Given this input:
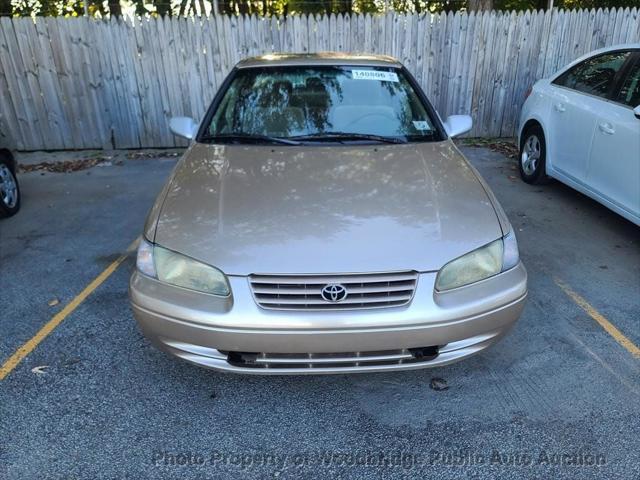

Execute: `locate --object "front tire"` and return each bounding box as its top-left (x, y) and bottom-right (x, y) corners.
top-left (0, 153), bottom-right (20, 218)
top-left (519, 125), bottom-right (550, 185)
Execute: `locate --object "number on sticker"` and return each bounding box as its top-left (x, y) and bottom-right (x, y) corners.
top-left (351, 70), bottom-right (399, 82)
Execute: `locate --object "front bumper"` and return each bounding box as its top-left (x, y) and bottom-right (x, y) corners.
top-left (129, 263), bottom-right (527, 374)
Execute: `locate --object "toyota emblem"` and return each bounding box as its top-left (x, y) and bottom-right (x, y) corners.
top-left (320, 284), bottom-right (348, 302)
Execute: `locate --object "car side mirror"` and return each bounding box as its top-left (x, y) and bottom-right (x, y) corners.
top-left (443, 115), bottom-right (473, 138)
top-left (634, 105), bottom-right (640, 120)
top-left (169, 117), bottom-right (198, 140)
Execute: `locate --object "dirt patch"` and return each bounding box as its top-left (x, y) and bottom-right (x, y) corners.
top-left (18, 150), bottom-right (182, 173)
top-left (19, 155), bottom-right (120, 173)
top-left (458, 138), bottom-right (519, 159)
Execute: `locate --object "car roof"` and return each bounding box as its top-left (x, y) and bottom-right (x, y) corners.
top-left (236, 52), bottom-right (402, 69)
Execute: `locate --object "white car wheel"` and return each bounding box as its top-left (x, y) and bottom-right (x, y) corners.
top-left (519, 125), bottom-right (550, 185)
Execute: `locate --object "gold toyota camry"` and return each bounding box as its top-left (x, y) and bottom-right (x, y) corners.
top-left (129, 53), bottom-right (527, 374)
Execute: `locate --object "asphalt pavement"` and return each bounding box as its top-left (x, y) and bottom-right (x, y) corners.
top-left (0, 146), bottom-right (638, 479)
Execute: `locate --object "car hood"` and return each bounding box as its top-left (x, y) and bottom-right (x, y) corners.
top-left (153, 141), bottom-right (503, 275)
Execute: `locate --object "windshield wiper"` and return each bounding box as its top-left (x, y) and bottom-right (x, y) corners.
top-left (200, 133), bottom-right (300, 146)
top-left (290, 132), bottom-right (407, 144)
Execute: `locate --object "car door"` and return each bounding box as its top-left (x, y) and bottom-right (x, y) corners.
top-left (588, 52), bottom-right (640, 220)
top-left (548, 50), bottom-right (633, 183)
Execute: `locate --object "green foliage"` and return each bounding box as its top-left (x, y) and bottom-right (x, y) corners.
top-left (10, 0), bottom-right (89, 16)
top-left (559, 0), bottom-right (639, 7)
top-left (1, 0), bottom-right (637, 17)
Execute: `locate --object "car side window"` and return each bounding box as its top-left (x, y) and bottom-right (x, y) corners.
top-left (553, 51), bottom-right (630, 99)
top-left (616, 58), bottom-right (640, 107)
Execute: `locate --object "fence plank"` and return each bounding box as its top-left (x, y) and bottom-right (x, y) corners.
top-left (0, 19), bottom-right (26, 149)
top-left (0, 9), bottom-right (638, 150)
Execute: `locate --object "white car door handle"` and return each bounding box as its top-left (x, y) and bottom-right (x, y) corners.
top-left (554, 103), bottom-right (566, 113)
top-left (598, 122), bottom-right (615, 135)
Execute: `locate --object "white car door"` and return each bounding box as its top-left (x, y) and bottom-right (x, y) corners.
top-left (547, 50), bottom-right (633, 183)
top-left (588, 54), bottom-right (640, 222)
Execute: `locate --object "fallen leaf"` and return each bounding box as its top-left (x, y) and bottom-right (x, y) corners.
top-left (63, 357), bottom-right (81, 366)
top-left (48, 298), bottom-right (60, 307)
top-left (31, 365), bottom-right (49, 375)
top-left (430, 377), bottom-right (449, 391)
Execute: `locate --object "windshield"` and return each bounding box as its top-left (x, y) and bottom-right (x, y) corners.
top-left (202, 66), bottom-right (441, 144)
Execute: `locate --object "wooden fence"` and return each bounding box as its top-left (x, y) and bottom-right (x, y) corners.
top-left (0, 8), bottom-right (639, 150)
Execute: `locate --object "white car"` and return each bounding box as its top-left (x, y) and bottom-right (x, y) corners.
top-left (518, 44), bottom-right (640, 225)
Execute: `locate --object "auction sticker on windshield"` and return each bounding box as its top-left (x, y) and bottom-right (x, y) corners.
top-left (351, 70), bottom-right (399, 82)
top-left (413, 120), bottom-right (431, 131)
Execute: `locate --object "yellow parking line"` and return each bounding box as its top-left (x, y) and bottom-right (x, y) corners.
top-left (0, 239), bottom-right (139, 381)
top-left (555, 277), bottom-right (640, 359)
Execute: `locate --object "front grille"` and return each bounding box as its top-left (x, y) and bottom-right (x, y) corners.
top-left (224, 346), bottom-right (439, 370)
top-left (249, 271), bottom-right (418, 310)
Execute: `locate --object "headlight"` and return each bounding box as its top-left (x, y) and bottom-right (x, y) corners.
top-left (501, 231), bottom-right (520, 271)
top-left (135, 238), bottom-right (230, 296)
top-left (136, 238), bottom-right (156, 277)
top-left (435, 231), bottom-right (520, 291)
